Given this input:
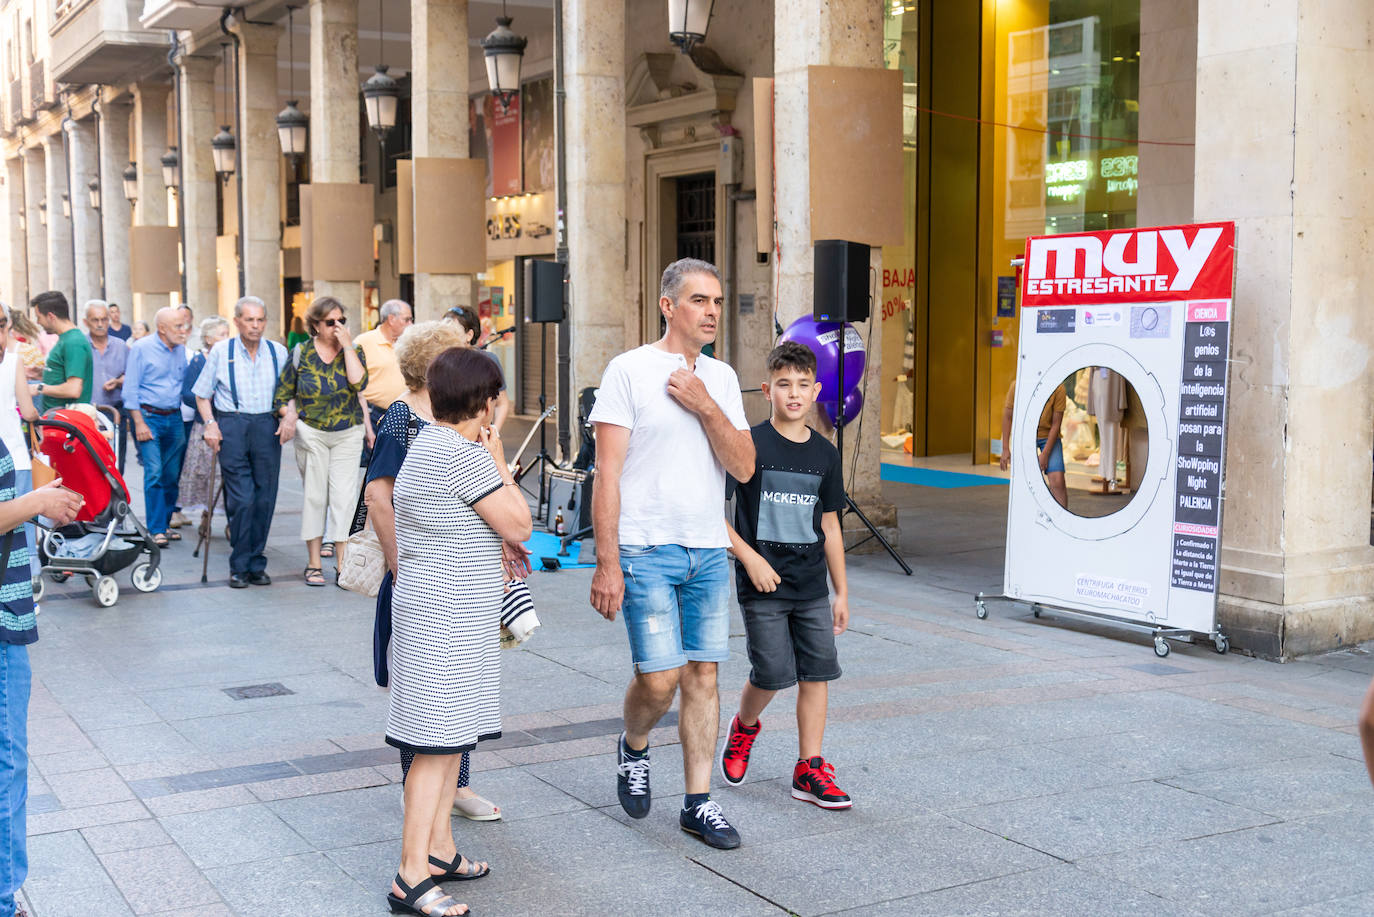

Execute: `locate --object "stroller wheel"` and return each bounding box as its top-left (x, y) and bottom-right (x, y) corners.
top-left (93, 575), bottom-right (119, 608)
top-left (130, 562), bottom-right (162, 594)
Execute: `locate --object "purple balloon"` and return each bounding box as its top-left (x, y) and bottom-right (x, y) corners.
top-left (778, 316), bottom-right (866, 399)
top-left (822, 387), bottom-right (864, 428)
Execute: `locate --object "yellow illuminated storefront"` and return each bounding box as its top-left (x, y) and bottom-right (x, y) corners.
top-left (878, 0), bottom-right (1140, 467)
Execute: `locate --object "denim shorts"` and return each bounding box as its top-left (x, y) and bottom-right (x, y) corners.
top-left (741, 596), bottom-right (841, 690)
top-left (619, 545), bottom-right (731, 674)
top-left (1035, 437), bottom-right (1066, 474)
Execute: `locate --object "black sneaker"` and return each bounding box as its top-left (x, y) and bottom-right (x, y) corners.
top-left (228, 573), bottom-right (250, 589)
top-left (616, 732), bottom-right (651, 818)
top-left (679, 798), bottom-right (741, 849)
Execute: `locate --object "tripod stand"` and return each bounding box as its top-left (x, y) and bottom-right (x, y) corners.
top-left (831, 323), bottom-right (912, 576)
top-left (515, 319), bottom-right (558, 519)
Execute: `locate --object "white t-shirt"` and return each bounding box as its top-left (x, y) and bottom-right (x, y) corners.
top-left (588, 345), bottom-right (749, 548)
top-left (0, 347), bottom-right (29, 471)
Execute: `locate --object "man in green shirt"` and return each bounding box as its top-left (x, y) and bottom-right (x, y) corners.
top-left (31, 292), bottom-right (94, 412)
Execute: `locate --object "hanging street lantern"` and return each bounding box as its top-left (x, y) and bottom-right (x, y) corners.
top-left (161, 146), bottom-right (181, 189)
top-left (276, 100), bottom-right (309, 166)
top-left (481, 8), bottom-right (527, 112)
top-left (122, 161), bottom-right (139, 203)
top-left (37, 199), bottom-right (47, 226)
top-left (361, 66), bottom-right (399, 142)
top-left (668, 0), bottom-right (714, 53)
top-left (212, 126), bottom-right (237, 181)
top-left (60, 192), bottom-right (70, 219)
top-left (87, 177), bottom-right (100, 211)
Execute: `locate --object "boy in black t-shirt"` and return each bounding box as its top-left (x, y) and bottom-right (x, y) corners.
top-left (720, 341), bottom-right (852, 809)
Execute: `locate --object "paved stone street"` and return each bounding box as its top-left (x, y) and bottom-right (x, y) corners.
top-left (17, 454), bottom-right (1374, 916)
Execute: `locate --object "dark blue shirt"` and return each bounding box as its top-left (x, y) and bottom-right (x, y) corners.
top-left (0, 438), bottom-right (35, 645)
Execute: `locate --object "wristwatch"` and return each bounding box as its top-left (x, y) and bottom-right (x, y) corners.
top-left (34, 383), bottom-right (43, 394)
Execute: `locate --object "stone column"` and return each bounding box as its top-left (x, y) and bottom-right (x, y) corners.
top-left (178, 55), bottom-right (220, 317)
top-left (1137, 0), bottom-right (1196, 227)
top-left (563, 0), bottom-right (626, 411)
top-left (23, 146), bottom-right (46, 303)
top-left (410, 0), bottom-right (470, 320)
top-left (41, 134), bottom-right (75, 309)
top-left (1196, 0), bottom-right (1374, 657)
top-left (133, 82), bottom-right (171, 319)
top-left (772, 0), bottom-right (895, 547)
top-left (69, 119), bottom-right (103, 308)
top-left (308, 0), bottom-right (361, 326)
top-left (98, 99), bottom-right (134, 318)
top-left (231, 19), bottom-right (285, 340)
top-left (5, 157), bottom-right (24, 307)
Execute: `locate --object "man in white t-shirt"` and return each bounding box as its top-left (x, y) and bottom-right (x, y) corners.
top-left (588, 258), bottom-right (755, 849)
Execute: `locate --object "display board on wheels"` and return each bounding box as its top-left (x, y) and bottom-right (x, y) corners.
top-left (996, 221), bottom-right (1236, 653)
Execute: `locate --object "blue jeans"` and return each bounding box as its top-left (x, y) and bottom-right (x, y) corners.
top-left (216, 413), bottom-right (281, 576)
top-left (134, 411), bottom-right (188, 535)
top-left (0, 643), bottom-right (31, 917)
top-left (619, 545), bottom-right (731, 674)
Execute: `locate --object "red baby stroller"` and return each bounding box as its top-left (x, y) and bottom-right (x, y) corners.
top-left (30, 407), bottom-right (162, 607)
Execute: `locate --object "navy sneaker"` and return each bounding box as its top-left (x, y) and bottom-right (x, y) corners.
top-left (616, 733), bottom-right (651, 818)
top-left (680, 797), bottom-right (741, 849)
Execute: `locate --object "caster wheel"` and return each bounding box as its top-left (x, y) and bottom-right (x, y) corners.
top-left (976, 603), bottom-right (988, 620)
top-left (1213, 635), bottom-right (1229, 655)
top-left (1032, 605), bottom-right (1042, 618)
top-left (130, 562), bottom-right (162, 594)
top-left (94, 575), bottom-right (119, 608)
top-left (31, 577), bottom-right (43, 602)
top-left (1154, 637), bottom-right (1170, 658)
top-left (49, 572), bottom-right (70, 583)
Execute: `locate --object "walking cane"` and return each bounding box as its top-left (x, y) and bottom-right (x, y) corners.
top-left (194, 464), bottom-right (220, 583)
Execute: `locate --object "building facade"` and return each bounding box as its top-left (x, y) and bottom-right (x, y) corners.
top-left (0, 0), bottom-right (1370, 658)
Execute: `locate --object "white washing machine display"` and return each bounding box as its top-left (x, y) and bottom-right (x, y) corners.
top-left (1004, 223), bottom-right (1236, 637)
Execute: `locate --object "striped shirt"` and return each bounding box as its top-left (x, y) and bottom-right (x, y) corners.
top-left (192, 337), bottom-right (287, 414)
top-left (0, 441), bottom-right (35, 645)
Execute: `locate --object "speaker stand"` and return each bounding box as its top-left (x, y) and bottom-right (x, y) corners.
top-left (832, 322), bottom-right (912, 576)
top-left (515, 320), bottom-right (558, 520)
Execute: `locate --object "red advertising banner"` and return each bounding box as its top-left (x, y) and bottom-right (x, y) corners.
top-left (1021, 221), bottom-right (1235, 307)
top-left (489, 93), bottom-right (521, 197)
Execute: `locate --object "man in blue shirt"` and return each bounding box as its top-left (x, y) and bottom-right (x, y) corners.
top-left (124, 307), bottom-right (191, 544)
top-left (83, 300), bottom-right (130, 474)
top-left (192, 296), bottom-right (287, 588)
top-left (0, 440), bottom-right (83, 917)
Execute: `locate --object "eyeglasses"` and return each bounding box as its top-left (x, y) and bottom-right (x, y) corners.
top-left (323, 317), bottom-right (347, 327)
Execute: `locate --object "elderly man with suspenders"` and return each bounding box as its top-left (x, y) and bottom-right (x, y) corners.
top-left (191, 297), bottom-right (288, 589)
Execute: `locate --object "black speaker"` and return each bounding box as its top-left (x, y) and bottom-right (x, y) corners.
top-left (525, 259), bottom-right (566, 323)
top-left (813, 240), bottom-right (871, 323)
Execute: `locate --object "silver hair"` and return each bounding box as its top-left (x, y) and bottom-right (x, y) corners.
top-left (659, 258), bottom-right (721, 303)
top-left (200, 316), bottom-right (230, 339)
top-left (83, 299), bottom-right (110, 318)
top-left (234, 295), bottom-right (266, 319)
top-left (380, 299), bottom-right (411, 321)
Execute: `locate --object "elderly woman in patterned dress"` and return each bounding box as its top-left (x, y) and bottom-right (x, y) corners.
top-left (383, 347), bottom-right (530, 917)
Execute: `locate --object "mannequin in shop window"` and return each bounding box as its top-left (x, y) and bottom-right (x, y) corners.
top-left (1000, 379), bottom-right (1068, 510)
top-left (1088, 367), bottom-right (1128, 493)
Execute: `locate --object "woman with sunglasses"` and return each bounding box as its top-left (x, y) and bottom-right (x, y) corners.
top-left (273, 296), bottom-right (368, 587)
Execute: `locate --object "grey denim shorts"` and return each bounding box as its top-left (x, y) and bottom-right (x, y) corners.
top-left (740, 595), bottom-right (842, 691)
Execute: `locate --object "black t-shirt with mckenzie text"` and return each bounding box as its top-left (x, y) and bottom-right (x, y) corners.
top-left (728, 421), bottom-right (845, 604)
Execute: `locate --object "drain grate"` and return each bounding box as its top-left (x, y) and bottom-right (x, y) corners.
top-left (222, 682), bottom-right (295, 700)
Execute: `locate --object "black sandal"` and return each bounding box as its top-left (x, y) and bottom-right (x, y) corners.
top-left (303, 566), bottom-right (326, 587)
top-left (152, 534), bottom-right (169, 548)
top-left (320, 542), bottom-right (335, 558)
top-left (428, 852), bottom-right (490, 882)
top-left (387, 874), bottom-right (468, 916)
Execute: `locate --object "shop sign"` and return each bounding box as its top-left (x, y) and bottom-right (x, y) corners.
top-left (1003, 221), bottom-right (1236, 639)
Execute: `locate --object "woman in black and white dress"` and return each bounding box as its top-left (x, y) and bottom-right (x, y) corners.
top-left (384, 347), bottom-right (531, 917)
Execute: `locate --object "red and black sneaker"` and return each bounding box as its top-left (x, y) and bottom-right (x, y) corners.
top-left (791, 757), bottom-right (852, 809)
top-left (719, 714), bottom-right (761, 786)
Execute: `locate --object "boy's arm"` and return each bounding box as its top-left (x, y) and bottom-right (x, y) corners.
top-left (820, 510), bottom-right (849, 635)
top-left (726, 519), bottom-right (780, 594)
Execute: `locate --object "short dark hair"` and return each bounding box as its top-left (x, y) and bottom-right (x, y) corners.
top-left (428, 347), bottom-right (502, 423)
top-left (766, 341), bottom-right (817, 378)
top-left (445, 305), bottom-right (481, 344)
top-left (32, 291), bottom-right (70, 321)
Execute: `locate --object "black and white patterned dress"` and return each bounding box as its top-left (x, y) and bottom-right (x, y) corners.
top-left (385, 424), bottom-right (505, 755)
